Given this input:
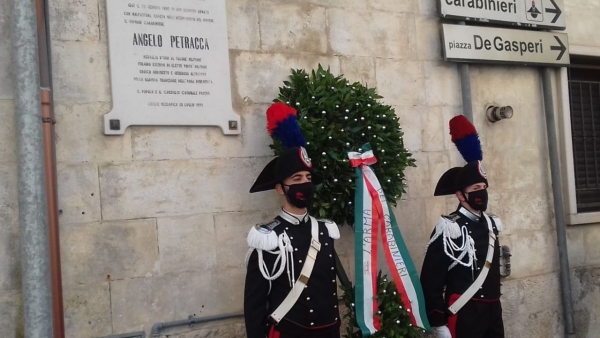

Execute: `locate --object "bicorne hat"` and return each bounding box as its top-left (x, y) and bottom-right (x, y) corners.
top-left (249, 102), bottom-right (316, 193)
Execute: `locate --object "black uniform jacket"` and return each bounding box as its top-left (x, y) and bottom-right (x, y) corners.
top-left (244, 211), bottom-right (340, 338)
top-left (420, 206), bottom-right (501, 327)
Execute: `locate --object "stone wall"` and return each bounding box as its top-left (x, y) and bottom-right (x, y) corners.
top-left (0, 0), bottom-right (22, 336)
top-left (1, 0), bottom-right (600, 337)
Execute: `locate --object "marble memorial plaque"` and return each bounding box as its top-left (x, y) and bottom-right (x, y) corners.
top-left (103, 0), bottom-right (240, 135)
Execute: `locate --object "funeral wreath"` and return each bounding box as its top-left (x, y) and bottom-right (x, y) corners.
top-left (271, 65), bottom-right (415, 226)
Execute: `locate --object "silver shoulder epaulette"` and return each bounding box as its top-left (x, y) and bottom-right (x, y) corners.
top-left (255, 219), bottom-right (281, 234)
top-left (248, 219), bottom-right (281, 251)
top-left (443, 214), bottom-right (461, 222)
top-left (317, 218), bottom-right (340, 239)
top-left (434, 214), bottom-right (462, 239)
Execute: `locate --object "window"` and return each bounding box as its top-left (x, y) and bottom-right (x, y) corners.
top-left (558, 50), bottom-right (600, 224)
top-left (568, 61), bottom-right (600, 213)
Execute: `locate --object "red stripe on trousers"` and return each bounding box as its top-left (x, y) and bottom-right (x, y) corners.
top-left (269, 325), bottom-right (281, 338)
top-left (447, 294), bottom-right (461, 338)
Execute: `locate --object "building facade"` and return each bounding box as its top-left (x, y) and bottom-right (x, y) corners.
top-left (0, 0), bottom-right (600, 337)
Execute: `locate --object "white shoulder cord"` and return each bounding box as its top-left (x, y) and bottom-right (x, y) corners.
top-left (426, 230), bottom-right (442, 249)
top-left (445, 226), bottom-right (476, 270)
top-left (281, 231), bottom-right (295, 288)
top-left (245, 232), bottom-right (295, 292)
top-left (426, 225), bottom-right (476, 271)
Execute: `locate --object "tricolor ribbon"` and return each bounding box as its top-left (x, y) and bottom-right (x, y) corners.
top-left (349, 147), bottom-right (430, 336)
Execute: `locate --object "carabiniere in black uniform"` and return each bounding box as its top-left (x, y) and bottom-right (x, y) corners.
top-left (421, 115), bottom-right (506, 338)
top-left (244, 141), bottom-right (341, 338)
top-left (245, 210), bottom-right (341, 338)
top-left (420, 206), bottom-right (503, 336)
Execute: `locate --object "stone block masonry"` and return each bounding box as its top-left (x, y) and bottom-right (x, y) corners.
top-left (0, 0), bottom-right (598, 337)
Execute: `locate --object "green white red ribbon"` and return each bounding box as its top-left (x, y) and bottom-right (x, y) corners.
top-left (349, 148), bottom-right (430, 336)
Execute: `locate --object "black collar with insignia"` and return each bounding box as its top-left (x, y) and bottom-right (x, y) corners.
top-left (279, 208), bottom-right (309, 225)
top-left (457, 206), bottom-right (480, 222)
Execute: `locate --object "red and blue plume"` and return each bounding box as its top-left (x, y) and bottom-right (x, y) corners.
top-left (266, 102), bottom-right (306, 148)
top-left (449, 115), bottom-right (482, 162)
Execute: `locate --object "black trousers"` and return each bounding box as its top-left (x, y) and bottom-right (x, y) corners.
top-left (268, 324), bottom-right (340, 338)
top-left (448, 296), bottom-right (504, 338)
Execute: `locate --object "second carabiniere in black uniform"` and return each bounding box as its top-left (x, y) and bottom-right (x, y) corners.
top-left (420, 116), bottom-right (506, 338)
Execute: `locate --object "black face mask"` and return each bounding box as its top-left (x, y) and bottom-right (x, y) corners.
top-left (463, 189), bottom-right (488, 211)
top-left (283, 182), bottom-right (315, 209)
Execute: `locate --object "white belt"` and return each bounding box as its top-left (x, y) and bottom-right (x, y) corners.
top-left (448, 214), bottom-right (496, 315)
top-left (270, 216), bottom-right (320, 323)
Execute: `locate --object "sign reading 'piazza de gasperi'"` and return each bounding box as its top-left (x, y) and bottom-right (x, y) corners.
top-left (103, 0), bottom-right (241, 135)
top-left (442, 24), bottom-right (569, 66)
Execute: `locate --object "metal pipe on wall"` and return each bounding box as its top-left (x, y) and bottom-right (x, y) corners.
top-left (35, 0), bottom-right (65, 335)
top-left (151, 312), bottom-right (244, 338)
top-left (458, 63), bottom-right (473, 122)
top-left (149, 257), bottom-right (350, 337)
top-left (41, 89), bottom-right (64, 338)
top-left (10, 0), bottom-right (53, 336)
top-left (541, 67), bottom-right (575, 335)
top-left (458, 22), bottom-right (473, 122)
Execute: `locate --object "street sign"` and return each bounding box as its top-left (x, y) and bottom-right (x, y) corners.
top-left (441, 24), bottom-right (569, 66)
top-left (439, 0), bottom-right (566, 30)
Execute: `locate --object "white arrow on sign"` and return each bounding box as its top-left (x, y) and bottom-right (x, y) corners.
top-left (441, 24), bottom-right (570, 66)
top-left (439, 0), bottom-right (566, 30)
